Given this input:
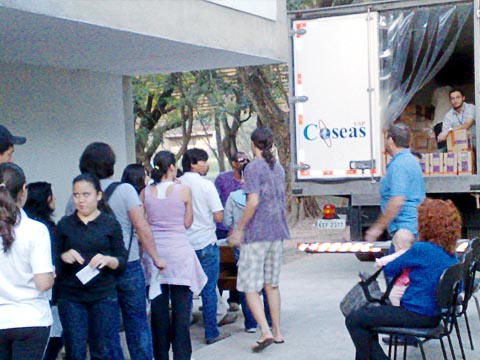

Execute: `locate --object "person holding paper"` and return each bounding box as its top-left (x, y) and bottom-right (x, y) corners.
top-left (55, 173), bottom-right (127, 360)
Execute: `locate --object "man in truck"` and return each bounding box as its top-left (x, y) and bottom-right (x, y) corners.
top-left (365, 123), bottom-right (425, 242)
top-left (437, 88), bottom-right (476, 145)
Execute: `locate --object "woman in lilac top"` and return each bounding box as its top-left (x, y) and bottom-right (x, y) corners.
top-left (142, 151), bottom-right (207, 360)
top-left (230, 127), bottom-right (290, 352)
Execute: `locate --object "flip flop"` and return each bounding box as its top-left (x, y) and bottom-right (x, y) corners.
top-left (252, 338), bottom-right (274, 352)
top-left (274, 340), bottom-right (285, 344)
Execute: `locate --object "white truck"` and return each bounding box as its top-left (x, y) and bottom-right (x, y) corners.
top-left (289, 0), bottom-right (480, 241)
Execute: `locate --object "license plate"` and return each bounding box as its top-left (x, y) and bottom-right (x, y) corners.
top-left (316, 218), bottom-right (346, 230)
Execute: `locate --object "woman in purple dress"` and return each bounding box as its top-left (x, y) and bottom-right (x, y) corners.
top-left (142, 150), bottom-right (207, 360)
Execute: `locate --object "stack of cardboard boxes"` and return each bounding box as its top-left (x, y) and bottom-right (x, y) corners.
top-left (384, 129), bottom-right (475, 176)
top-left (383, 104), bottom-right (475, 176)
top-left (418, 129), bottom-right (474, 176)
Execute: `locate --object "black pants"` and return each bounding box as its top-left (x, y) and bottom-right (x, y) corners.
top-left (0, 326), bottom-right (50, 360)
top-left (345, 305), bottom-right (439, 360)
top-left (151, 284), bottom-right (192, 360)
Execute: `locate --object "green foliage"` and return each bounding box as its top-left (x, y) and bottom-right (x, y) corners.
top-left (287, 0), bottom-right (379, 11)
top-left (132, 68), bottom-right (256, 167)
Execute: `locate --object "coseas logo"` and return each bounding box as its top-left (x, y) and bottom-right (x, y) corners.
top-left (303, 119), bottom-right (366, 147)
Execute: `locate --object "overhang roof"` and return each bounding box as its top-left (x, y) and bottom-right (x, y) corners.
top-left (0, 5), bottom-right (285, 75)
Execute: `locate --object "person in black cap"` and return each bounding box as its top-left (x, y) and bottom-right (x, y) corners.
top-left (0, 125), bottom-right (26, 163)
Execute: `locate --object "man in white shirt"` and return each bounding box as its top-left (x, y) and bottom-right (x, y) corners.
top-left (180, 148), bottom-right (232, 345)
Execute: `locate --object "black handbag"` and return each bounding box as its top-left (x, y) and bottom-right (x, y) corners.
top-left (340, 267), bottom-right (393, 317)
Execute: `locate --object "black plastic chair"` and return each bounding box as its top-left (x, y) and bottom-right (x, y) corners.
top-left (457, 238), bottom-right (480, 350)
top-left (373, 262), bottom-right (464, 360)
top-left (464, 238), bottom-right (480, 328)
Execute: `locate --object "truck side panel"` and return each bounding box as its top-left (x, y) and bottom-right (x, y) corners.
top-left (292, 13), bottom-right (382, 180)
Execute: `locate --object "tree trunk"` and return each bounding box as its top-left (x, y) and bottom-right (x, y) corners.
top-left (237, 66), bottom-right (292, 210)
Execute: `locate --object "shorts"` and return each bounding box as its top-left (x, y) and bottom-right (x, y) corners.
top-left (236, 240), bottom-right (283, 293)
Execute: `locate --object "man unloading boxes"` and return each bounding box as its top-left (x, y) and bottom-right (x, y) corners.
top-left (437, 88), bottom-right (476, 151)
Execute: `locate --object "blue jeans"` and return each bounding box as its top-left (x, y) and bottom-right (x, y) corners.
top-left (195, 243), bottom-right (220, 341)
top-left (233, 247), bottom-right (272, 329)
top-left (0, 326), bottom-right (50, 359)
top-left (151, 284), bottom-right (193, 360)
top-left (116, 260), bottom-right (153, 360)
top-left (58, 296), bottom-right (123, 360)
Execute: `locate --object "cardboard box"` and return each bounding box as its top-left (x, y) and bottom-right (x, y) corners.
top-left (443, 152), bottom-right (457, 176)
top-left (458, 151), bottom-right (475, 175)
top-left (412, 133), bottom-right (432, 153)
top-left (429, 153), bottom-right (443, 175)
top-left (447, 129), bottom-right (472, 152)
top-left (418, 153), bottom-right (430, 176)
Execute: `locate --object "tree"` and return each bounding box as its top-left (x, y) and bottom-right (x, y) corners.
top-left (133, 69), bottom-right (253, 171)
top-left (238, 65), bottom-right (321, 219)
top-left (133, 71), bottom-right (213, 166)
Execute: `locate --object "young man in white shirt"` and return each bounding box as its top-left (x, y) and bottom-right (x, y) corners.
top-left (180, 148), bottom-right (233, 344)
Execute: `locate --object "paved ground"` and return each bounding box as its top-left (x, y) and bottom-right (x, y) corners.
top-left (187, 223), bottom-right (480, 360)
top-left (114, 220), bottom-right (480, 360)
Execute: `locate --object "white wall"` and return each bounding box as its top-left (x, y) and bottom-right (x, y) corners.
top-left (0, 62), bottom-right (134, 219)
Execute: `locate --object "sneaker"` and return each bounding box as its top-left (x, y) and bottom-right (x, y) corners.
top-left (245, 328), bottom-right (257, 333)
top-left (218, 313), bottom-right (238, 327)
top-left (206, 332), bottom-right (231, 345)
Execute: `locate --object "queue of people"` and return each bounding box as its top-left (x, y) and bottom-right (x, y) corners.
top-left (3, 119), bottom-right (463, 360)
top-left (0, 125), bottom-right (291, 359)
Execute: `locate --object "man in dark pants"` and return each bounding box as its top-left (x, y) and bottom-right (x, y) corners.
top-left (365, 123), bottom-right (425, 346)
top-left (180, 148), bottom-right (234, 345)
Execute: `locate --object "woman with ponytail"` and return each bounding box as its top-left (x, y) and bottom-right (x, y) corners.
top-left (142, 150), bottom-right (207, 360)
top-left (0, 163), bottom-right (55, 359)
top-left (229, 127), bottom-right (290, 352)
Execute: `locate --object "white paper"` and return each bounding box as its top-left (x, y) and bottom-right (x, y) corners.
top-left (148, 268), bottom-right (163, 300)
top-left (75, 266), bottom-right (100, 285)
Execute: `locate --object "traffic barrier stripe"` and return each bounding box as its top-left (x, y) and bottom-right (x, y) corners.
top-left (297, 241), bottom-right (469, 253)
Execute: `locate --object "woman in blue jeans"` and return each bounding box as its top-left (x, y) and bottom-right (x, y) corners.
top-left (55, 174), bottom-right (127, 359)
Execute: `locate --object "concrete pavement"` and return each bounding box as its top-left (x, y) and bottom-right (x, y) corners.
top-left (189, 250), bottom-right (480, 360)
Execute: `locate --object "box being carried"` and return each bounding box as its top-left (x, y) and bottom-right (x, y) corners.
top-left (447, 129), bottom-right (472, 152)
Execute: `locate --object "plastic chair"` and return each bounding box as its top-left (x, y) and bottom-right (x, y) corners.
top-left (373, 262), bottom-right (464, 360)
top-left (467, 239), bottom-right (480, 322)
top-left (457, 238), bottom-right (480, 350)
